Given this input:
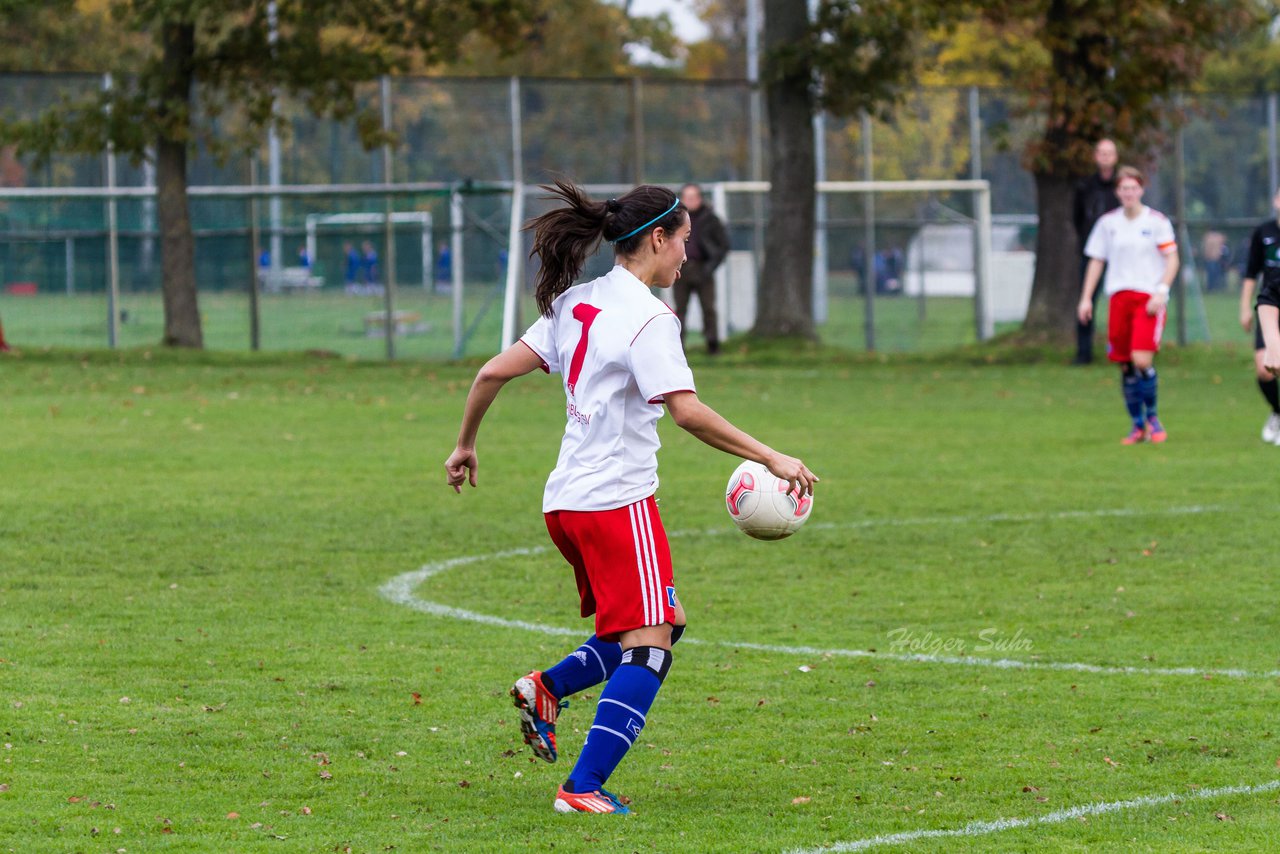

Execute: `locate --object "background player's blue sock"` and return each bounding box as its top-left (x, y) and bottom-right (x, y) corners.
top-left (1121, 364), bottom-right (1144, 428)
top-left (1259, 377), bottom-right (1280, 414)
top-left (1137, 366), bottom-right (1158, 421)
top-left (542, 635), bottom-right (621, 699)
top-left (565, 646), bottom-right (671, 794)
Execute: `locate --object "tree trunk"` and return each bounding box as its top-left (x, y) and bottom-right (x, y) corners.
top-left (753, 0), bottom-right (815, 339)
top-left (1020, 171), bottom-right (1080, 342)
top-left (156, 21), bottom-right (202, 348)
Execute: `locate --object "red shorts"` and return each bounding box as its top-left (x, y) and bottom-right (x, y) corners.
top-left (1107, 290), bottom-right (1166, 363)
top-left (544, 495), bottom-right (677, 643)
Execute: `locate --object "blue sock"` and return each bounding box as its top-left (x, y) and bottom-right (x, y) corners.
top-left (1121, 364), bottom-right (1144, 428)
top-left (542, 635), bottom-right (621, 699)
top-left (1137, 367), bottom-right (1158, 421)
top-left (565, 646), bottom-right (671, 793)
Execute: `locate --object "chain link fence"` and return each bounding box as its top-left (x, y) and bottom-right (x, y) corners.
top-left (1, 74), bottom-right (1274, 356)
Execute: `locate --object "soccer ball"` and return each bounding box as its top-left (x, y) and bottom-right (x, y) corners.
top-left (724, 460), bottom-right (814, 541)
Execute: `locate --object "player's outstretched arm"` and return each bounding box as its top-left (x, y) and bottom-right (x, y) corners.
top-left (445, 344), bottom-right (546, 493)
top-left (664, 390), bottom-right (818, 496)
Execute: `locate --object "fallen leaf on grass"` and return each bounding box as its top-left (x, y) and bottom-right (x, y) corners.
top-left (411, 692), bottom-right (422, 705)
top-left (319, 770), bottom-right (332, 781)
top-left (792, 796), bottom-right (811, 805)
top-left (458, 780), bottom-right (471, 788)
top-left (300, 806), bottom-right (312, 815)
top-left (226, 812), bottom-right (239, 820)
top-left (1022, 786), bottom-right (1040, 793)
top-left (1215, 812), bottom-right (1234, 822)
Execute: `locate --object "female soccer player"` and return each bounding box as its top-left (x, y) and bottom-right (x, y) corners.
top-left (444, 182), bottom-right (817, 815)
top-left (1077, 166), bottom-right (1180, 444)
top-left (1239, 186), bottom-right (1280, 443)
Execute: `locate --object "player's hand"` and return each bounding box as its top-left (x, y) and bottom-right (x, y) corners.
top-left (765, 453), bottom-right (818, 497)
top-left (1265, 347), bottom-right (1280, 376)
top-left (445, 447), bottom-right (478, 493)
top-left (1145, 293), bottom-right (1168, 316)
top-left (1241, 307), bottom-right (1254, 333)
top-left (1077, 298), bottom-right (1093, 325)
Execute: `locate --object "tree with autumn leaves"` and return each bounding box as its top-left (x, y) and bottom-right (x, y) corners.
top-left (0, 0), bottom-right (540, 348)
top-left (752, 0), bottom-right (1261, 342)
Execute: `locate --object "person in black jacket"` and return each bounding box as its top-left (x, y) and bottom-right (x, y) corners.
top-left (1239, 187), bottom-right (1280, 444)
top-left (1072, 139), bottom-right (1121, 364)
top-left (675, 183), bottom-right (730, 355)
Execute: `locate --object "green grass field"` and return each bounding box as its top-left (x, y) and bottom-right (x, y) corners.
top-left (0, 282), bottom-right (1252, 361)
top-left (3, 341), bottom-right (1279, 852)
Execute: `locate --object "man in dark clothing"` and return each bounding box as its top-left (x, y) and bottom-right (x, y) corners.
top-left (675, 183), bottom-right (730, 355)
top-left (1072, 138), bottom-right (1121, 364)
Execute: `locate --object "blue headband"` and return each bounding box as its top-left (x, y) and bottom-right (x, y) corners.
top-left (610, 199), bottom-right (681, 245)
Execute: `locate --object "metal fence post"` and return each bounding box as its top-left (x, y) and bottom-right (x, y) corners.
top-left (248, 159), bottom-right (262, 351)
top-left (103, 72), bottom-right (120, 349)
top-left (630, 76), bottom-right (645, 184)
top-left (861, 111), bottom-right (876, 352)
top-left (381, 75), bottom-right (397, 360)
top-left (1269, 93), bottom-right (1278, 199)
top-left (1174, 116), bottom-right (1187, 347)
top-left (451, 188), bottom-right (465, 358)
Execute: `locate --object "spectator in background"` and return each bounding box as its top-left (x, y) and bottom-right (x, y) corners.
top-left (1238, 187), bottom-right (1280, 445)
top-left (296, 245), bottom-right (311, 269)
top-left (1200, 230), bottom-right (1229, 292)
top-left (436, 241), bottom-right (452, 286)
top-left (673, 183), bottom-right (729, 355)
top-left (361, 240), bottom-right (380, 286)
top-left (343, 242), bottom-right (362, 294)
top-left (1072, 138), bottom-right (1121, 364)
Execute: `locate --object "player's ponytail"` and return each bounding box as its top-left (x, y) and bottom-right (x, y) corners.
top-left (526, 182), bottom-right (684, 317)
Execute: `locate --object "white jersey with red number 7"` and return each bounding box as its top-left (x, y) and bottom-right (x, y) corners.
top-left (520, 265), bottom-right (696, 514)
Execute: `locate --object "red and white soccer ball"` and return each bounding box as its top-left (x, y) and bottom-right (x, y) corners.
top-left (724, 460), bottom-right (814, 541)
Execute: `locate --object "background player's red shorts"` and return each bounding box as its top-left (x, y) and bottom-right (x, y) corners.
top-left (544, 495), bottom-right (677, 643)
top-left (1107, 289), bottom-right (1166, 363)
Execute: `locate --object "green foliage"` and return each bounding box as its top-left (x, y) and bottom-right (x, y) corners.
top-left (3, 348), bottom-right (1280, 848)
top-left (756, 0), bottom-right (959, 119)
top-left (978, 0), bottom-right (1263, 175)
top-left (443, 0), bottom-right (679, 77)
top-left (0, 0), bottom-right (540, 163)
top-left (0, 0), bottom-right (145, 73)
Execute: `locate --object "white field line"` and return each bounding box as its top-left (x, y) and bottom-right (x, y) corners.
top-left (377, 504), bottom-right (1280, 680)
top-left (786, 779), bottom-right (1280, 853)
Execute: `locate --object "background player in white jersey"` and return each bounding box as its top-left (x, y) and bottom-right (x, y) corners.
top-left (444, 181), bottom-right (817, 815)
top-left (1077, 166), bottom-right (1180, 444)
top-left (1238, 186), bottom-right (1280, 443)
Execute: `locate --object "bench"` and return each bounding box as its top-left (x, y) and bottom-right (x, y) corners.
top-left (363, 310), bottom-right (428, 338)
top-left (259, 267), bottom-right (323, 293)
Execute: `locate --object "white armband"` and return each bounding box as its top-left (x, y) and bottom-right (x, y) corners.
top-left (1155, 283), bottom-right (1170, 297)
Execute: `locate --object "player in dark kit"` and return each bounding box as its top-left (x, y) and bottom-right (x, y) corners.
top-left (1241, 187), bottom-right (1280, 444)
